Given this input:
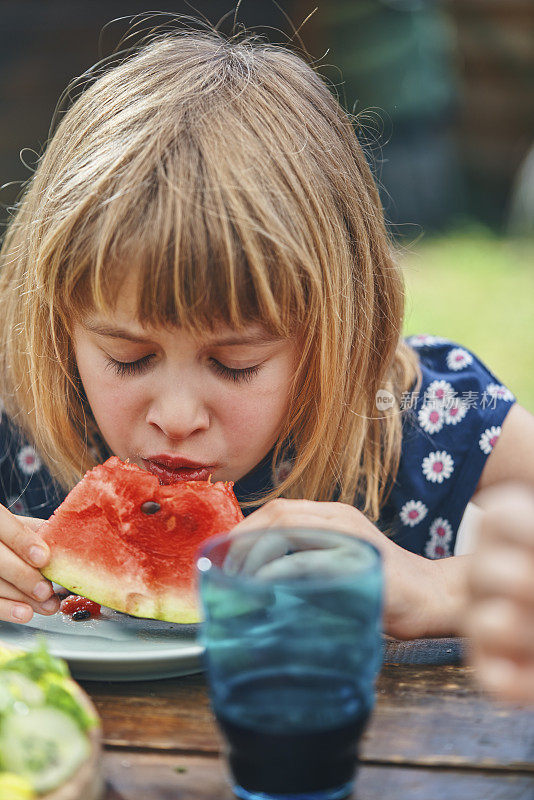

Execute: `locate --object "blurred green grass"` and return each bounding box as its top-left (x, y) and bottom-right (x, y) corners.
top-left (401, 229), bottom-right (534, 412)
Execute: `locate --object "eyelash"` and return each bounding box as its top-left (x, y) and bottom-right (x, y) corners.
top-left (105, 355), bottom-right (261, 383)
top-left (209, 360), bottom-right (261, 383)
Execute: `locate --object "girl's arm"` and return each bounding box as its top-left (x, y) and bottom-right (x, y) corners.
top-left (229, 497), bottom-right (468, 639)
top-left (472, 404), bottom-right (534, 498)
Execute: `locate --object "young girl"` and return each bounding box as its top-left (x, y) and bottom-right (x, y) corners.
top-left (0, 30), bottom-right (532, 639)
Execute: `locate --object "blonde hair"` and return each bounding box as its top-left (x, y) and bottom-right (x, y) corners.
top-left (0, 30), bottom-right (420, 521)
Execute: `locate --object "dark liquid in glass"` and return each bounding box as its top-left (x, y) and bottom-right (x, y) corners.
top-left (214, 668), bottom-right (372, 795)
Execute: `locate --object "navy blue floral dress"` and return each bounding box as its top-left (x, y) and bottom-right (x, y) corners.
top-left (381, 335), bottom-right (515, 557)
top-left (0, 336), bottom-right (516, 559)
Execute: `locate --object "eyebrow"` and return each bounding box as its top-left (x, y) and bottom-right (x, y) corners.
top-left (83, 323), bottom-right (282, 346)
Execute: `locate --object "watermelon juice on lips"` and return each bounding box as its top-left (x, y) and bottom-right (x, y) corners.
top-left (142, 455), bottom-right (217, 485)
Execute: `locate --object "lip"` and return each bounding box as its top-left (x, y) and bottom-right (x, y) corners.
top-left (141, 456), bottom-right (217, 485)
top-left (143, 454), bottom-right (215, 470)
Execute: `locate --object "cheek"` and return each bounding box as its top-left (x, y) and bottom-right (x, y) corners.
top-left (222, 378), bottom-right (291, 443)
top-left (88, 383), bottom-right (140, 426)
top-left (76, 355), bottom-right (144, 427)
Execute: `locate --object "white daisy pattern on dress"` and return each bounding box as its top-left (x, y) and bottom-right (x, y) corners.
top-left (399, 499), bottom-right (428, 527)
top-left (479, 426), bottom-right (501, 455)
top-left (425, 379), bottom-right (456, 408)
top-left (418, 403), bottom-right (445, 434)
top-left (424, 517), bottom-right (453, 558)
top-left (444, 398), bottom-right (469, 426)
top-left (446, 347), bottom-right (473, 371)
top-left (486, 383), bottom-right (515, 402)
top-left (425, 536), bottom-right (452, 559)
top-left (429, 516), bottom-right (453, 542)
top-left (6, 495), bottom-right (29, 516)
top-left (407, 334), bottom-right (450, 348)
top-left (422, 450), bottom-right (454, 483)
top-left (16, 445), bottom-right (42, 476)
top-left (273, 460), bottom-right (292, 486)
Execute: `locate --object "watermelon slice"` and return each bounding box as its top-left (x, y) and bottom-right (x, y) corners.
top-left (40, 457), bottom-right (244, 623)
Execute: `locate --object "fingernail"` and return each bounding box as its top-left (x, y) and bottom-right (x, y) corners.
top-left (12, 605), bottom-right (31, 622)
top-left (33, 581), bottom-right (52, 602)
top-left (41, 597), bottom-right (58, 612)
top-left (29, 545), bottom-right (48, 567)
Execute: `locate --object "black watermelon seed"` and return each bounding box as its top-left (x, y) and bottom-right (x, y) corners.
top-left (141, 501), bottom-right (161, 514)
top-left (72, 610), bottom-right (91, 621)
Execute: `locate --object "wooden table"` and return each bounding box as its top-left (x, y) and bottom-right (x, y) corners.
top-left (81, 640), bottom-right (534, 800)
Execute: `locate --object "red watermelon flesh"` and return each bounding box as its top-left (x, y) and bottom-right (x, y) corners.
top-left (40, 457), bottom-right (244, 623)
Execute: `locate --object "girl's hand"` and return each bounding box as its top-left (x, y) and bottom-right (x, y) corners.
top-left (464, 484), bottom-right (534, 704)
top-left (229, 498), bottom-right (447, 640)
top-left (0, 505), bottom-right (59, 624)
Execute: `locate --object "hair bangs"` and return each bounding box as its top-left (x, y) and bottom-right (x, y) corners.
top-left (63, 129), bottom-right (310, 340)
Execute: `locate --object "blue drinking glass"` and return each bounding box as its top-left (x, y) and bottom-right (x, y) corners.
top-left (197, 527), bottom-right (383, 800)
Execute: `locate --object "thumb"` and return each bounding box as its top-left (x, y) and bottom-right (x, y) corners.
top-left (14, 514), bottom-right (46, 533)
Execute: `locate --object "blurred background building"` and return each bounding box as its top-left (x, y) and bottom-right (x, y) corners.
top-left (318, 0), bottom-right (532, 233)
top-left (1, 0), bottom-right (532, 235)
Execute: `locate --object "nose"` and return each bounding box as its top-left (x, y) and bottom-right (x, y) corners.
top-left (145, 383), bottom-right (210, 441)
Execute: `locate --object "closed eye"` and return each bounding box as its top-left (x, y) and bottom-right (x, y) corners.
top-left (209, 359), bottom-right (262, 383)
top-left (105, 355), bottom-right (262, 383)
top-left (105, 354), bottom-right (155, 377)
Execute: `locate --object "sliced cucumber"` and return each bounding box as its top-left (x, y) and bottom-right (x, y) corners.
top-left (0, 706), bottom-right (89, 793)
top-left (0, 672), bottom-right (45, 714)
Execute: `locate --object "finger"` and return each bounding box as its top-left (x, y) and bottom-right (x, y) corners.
top-left (465, 598), bottom-right (534, 662)
top-left (227, 516), bottom-right (358, 574)
top-left (228, 532), bottom-right (292, 576)
top-left (478, 485), bottom-right (534, 548)
top-left (230, 500), bottom-right (321, 533)
top-left (0, 540), bottom-right (55, 605)
top-left (0, 505), bottom-right (50, 568)
top-left (469, 547), bottom-right (534, 605)
top-left (472, 653), bottom-right (534, 705)
top-left (230, 530), bottom-right (378, 580)
top-left (255, 546), bottom-right (359, 581)
top-left (13, 514), bottom-right (46, 533)
top-left (0, 599), bottom-right (34, 624)
top-left (226, 527), bottom-right (322, 576)
top-left (227, 502), bottom-right (329, 572)
top-left (0, 575), bottom-right (60, 618)
top-left (233, 501), bottom-right (375, 540)
top-left (483, 507), bottom-right (534, 550)
top-left (475, 483), bottom-right (534, 514)
top-left (233, 499), bottom-right (360, 531)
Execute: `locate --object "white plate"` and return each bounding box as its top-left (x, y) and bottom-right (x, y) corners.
top-left (0, 607), bottom-right (204, 681)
